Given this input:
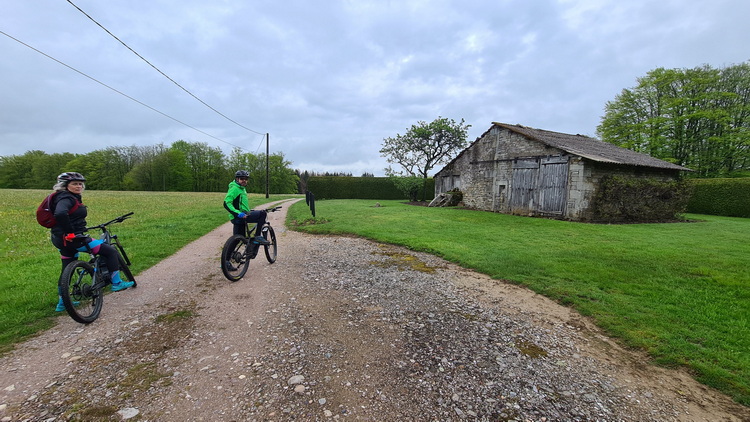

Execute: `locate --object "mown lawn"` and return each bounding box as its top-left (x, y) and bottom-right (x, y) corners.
top-left (287, 199), bottom-right (750, 406)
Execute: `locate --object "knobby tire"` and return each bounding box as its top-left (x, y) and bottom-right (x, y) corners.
top-left (59, 260), bottom-right (103, 324)
top-left (263, 226), bottom-right (277, 263)
top-left (117, 252), bottom-right (137, 287)
top-left (221, 235), bottom-right (250, 281)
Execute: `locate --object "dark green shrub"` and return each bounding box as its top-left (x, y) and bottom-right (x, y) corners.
top-left (446, 189), bottom-right (463, 206)
top-left (591, 176), bottom-right (692, 223)
top-left (389, 176), bottom-right (424, 201)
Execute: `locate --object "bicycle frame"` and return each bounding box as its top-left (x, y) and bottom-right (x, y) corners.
top-left (79, 212), bottom-right (134, 273)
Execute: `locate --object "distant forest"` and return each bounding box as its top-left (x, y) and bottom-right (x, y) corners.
top-left (0, 141), bottom-right (372, 193)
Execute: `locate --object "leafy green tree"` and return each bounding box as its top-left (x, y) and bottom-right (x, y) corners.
top-left (381, 116), bottom-right (470, 200)
top-left (0, 151), bottom-right (77, 188)
top-left (225, 149), bottom-right (298, 194)
top-left (66, 149), bottom-right (130, 190)
top-left (100, 146), bottom-right (143, 190)
top-left (598, 62), bottom-right (750, 177)
top-left (33, 152), bottom-right (79, 189)
top-left (226, 148), bottom-right (263, 192)
top-left (171, 141), bottom-right (227, 192)
top-left (266, 152), bottom-right (300, 194)
top-left (65, 153), bottom-right (106, 190)
top-left (125, 145), bottom-right (197, 191)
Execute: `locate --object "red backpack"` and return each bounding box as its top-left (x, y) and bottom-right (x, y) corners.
top-left (36, 192), bottom-right (80, 228)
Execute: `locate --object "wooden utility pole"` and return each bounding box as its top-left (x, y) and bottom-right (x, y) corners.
top-left (265, 133), bottom-right (270, 198)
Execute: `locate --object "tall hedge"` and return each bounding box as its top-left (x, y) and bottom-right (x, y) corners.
top-left (306, 176), bottom-right (435, 200)
top-left (686, 178), bottom-right (750, 218)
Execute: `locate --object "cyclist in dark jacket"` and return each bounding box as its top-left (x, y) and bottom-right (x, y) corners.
top-left (223, 170), bottom-right (269, 244)
top-left (50, 172), bottom-right (133, 311)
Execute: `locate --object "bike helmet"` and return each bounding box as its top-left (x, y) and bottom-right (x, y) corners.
top-left (57, 172), bottom-right (86, 183)
top-left (235, 170), bottom-right (250, 178)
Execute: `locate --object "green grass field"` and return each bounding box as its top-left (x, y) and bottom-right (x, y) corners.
top-left (0, 189), bottom-right (297, 354)
top-left (1, 190), bottom-right (748, 406)
top-left (287, 199), bottom-right (750, 406)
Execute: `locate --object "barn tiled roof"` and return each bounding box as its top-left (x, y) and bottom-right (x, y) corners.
top-left (493, 122), bottom-right (692, 171)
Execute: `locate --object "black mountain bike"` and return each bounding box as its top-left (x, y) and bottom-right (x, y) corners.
top-left (221, 206), bottom-right (280, 281)
top-left (59, 212), bottom-right (137, 324)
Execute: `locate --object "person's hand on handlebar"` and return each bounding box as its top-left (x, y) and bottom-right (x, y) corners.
top-left (237, 212), bottom-right (247, 218)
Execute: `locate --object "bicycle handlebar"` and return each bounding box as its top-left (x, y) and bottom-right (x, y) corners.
top-left (251, 206), bottom-right (281, 213)
top-left (85, 212), bottom-right (134, 232)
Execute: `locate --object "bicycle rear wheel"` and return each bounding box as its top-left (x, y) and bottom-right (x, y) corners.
top-left (263, 226), bottom-right (277, 263)
top-left (221, 235), bottom-right (250, 281)
top-left (59, 260), bottom-right (104, 324)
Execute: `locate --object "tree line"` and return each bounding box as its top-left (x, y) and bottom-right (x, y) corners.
top-left (597, 61), bottom-right (750, 178)
top-left (0, 141), bottom-right (300, 194)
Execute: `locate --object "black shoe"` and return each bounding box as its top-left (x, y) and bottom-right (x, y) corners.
top-left (253, 236), bottom-right (271, 246)
top-left (225, 260), bottom-right (238, 271)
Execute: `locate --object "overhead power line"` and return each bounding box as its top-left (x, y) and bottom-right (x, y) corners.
top-left (66, 0), bottom-right (266, 136)
top-left (0, 29), bottom-right (251, 151)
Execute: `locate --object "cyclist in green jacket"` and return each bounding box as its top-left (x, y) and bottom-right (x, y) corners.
top-left (223, 170), bottom-right (269, 244)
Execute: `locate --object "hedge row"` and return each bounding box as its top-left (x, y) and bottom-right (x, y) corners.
top-left (306, 176), bottom-right (435, 200)
top-left (686, 178), bottom-right (750, 218)
top-left (305, 176), bottom-right (749, 218)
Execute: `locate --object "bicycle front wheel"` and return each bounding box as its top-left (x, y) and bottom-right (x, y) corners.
top-left (263, 226), bottom-right (277, 263)
top-left (221, 235), bottom-right (250, 281)
top-left (59, 260), bottom-right (104, 324)
top-left (117, 251), bottom-right (137, 287)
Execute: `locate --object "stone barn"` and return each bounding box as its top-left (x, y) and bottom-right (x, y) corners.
top-left (433, 122), bottom-right (691, 221)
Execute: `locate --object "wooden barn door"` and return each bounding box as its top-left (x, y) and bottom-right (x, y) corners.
top-left (509, 159), bottom-right (538, 213)
top-left (538, 156), bottom-right (568, 216)
top-left (510, 156), bottom-right (569, 215)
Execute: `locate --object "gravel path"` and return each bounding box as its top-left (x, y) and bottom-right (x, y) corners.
top-left (1, 199), bottom-right (748, 421)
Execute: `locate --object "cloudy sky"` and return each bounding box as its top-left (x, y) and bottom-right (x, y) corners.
top-left (1, 0), bottom-right (747, 176)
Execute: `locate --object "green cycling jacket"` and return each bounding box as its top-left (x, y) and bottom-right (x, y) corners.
top-left (223, 180), bottom-right (249, 219)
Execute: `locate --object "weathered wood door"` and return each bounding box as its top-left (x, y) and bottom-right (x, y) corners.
top-left (509, 159), bottom-right (538, 212)
top-left (509, 156), bottom-right (568, 215)
top-left (538, 156), bottom-right (568, 215)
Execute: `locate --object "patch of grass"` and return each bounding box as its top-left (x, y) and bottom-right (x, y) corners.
top-left (120, 361), bottom-right (173, 391)
top-left (287, 199), bottom-right (750, 406)
top-left (155, 309), bottom-right (196, 323)
top-left (0, 189), bottom-right (298, 352)
top-left (515, 340), bottom-right (549, 359)
top-left (371, 245), bottom-right (437, 273)
top-left (79, 405), bottom-right (118, 418)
